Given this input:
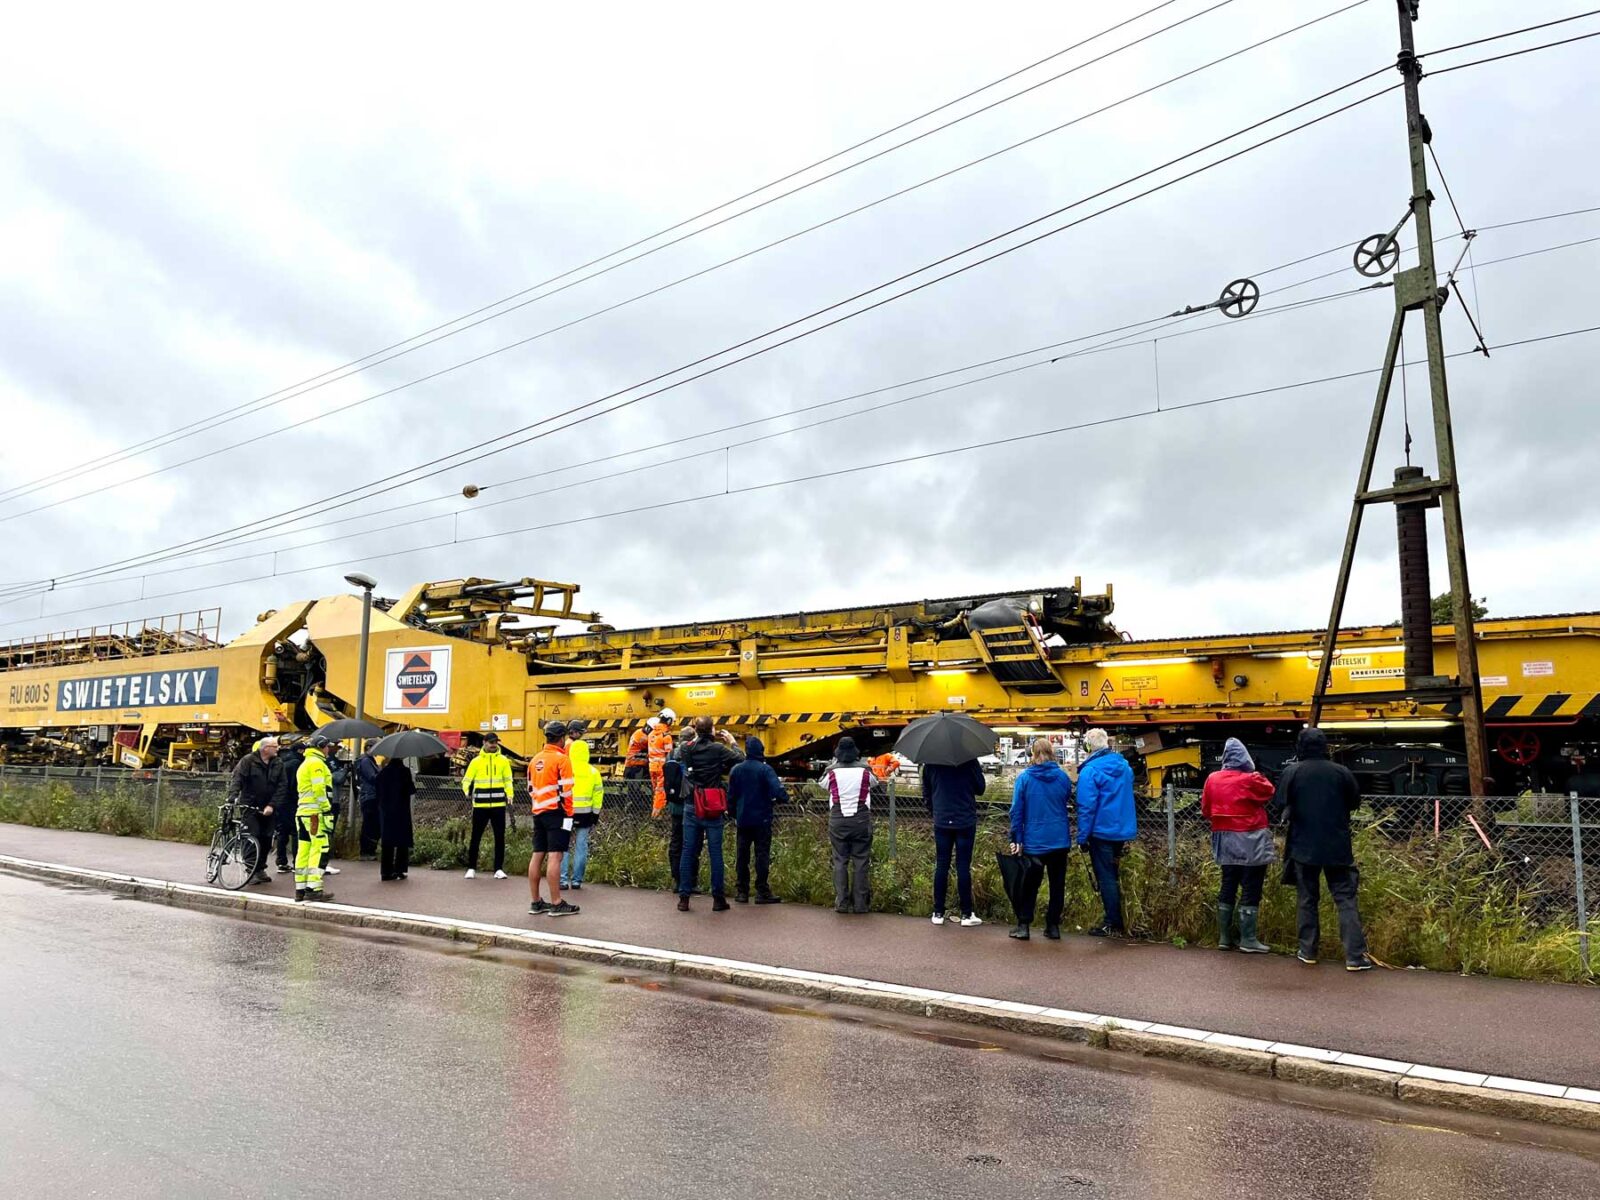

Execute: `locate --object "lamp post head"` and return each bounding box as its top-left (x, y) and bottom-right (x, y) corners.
top-left (344, 572), bottom-right (377, 592)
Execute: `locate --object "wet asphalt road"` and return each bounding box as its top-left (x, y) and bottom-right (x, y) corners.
top-left (2, 873), bottom-right (1597, 1199)
top-left (6, 824), bottom-right (1597, 1088)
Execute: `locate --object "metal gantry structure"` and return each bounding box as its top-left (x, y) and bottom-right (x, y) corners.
top-left (1311, 0), bottom-right (1490, 795)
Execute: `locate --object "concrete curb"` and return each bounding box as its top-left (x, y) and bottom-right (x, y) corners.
top-left (6, 853), bottom-right (1599, 1131)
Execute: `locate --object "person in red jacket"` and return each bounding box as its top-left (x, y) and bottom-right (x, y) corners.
top-left (1200, 737), bottom-right (1277, 953)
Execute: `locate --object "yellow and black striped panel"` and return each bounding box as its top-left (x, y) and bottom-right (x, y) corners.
top-left (1480, 693), bottom-right (1600, 720)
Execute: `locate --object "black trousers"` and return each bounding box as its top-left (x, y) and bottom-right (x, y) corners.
top-left (241, 809), bottom-right (273, 877)
top-left (735, 823), bottom-right (773, 895)
top-left (468, 807), bottom-right (507, 872)
top-left (1219, 864), bottom-right (1267, 906)
top-left (359, 798), bottom-right (380, 856)
top-left (1294, 862), bottom-right (1368, 962)
top-left (381, 843), bottom-right (410, 880)
top-left (668, 809), bottom-right (685, 888)
top-left (1015, 847), bottom-right (1069, 927)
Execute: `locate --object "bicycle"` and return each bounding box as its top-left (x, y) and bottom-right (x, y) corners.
top-left (205, 798), bottom-right (259, 891)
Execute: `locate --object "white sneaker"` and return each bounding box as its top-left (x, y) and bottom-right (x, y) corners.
top-left (324, 865), bottom-right (341, 875)
top-left (493, 870), bottom-right (508, 880)
top-left (464, 869), bottom-right (476, 879)
top-left (959, 914), bottom-right (983, 927)
top-left (931, 912), bottom-right (946, 926)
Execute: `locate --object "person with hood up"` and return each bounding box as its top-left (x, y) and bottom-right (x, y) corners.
top-left (1273, 727), bottom-right (1373, 970)
top-left (273, 739), bottom-right (305, 873)
top-left (729, 736), bottom-right (786, 904)
top-left (356, 740), bottom-right (382, 860)
top-left (923, 755), bottom-right (986, 928)
top-left (1075, 728), bottom-right (1137, 936)
top-left (1201, 737), bottom-right (1276, 953)
top-left (821, 737), bottom-right (875, 914)
top-left (1007, 738), bottom-right (1074, 940)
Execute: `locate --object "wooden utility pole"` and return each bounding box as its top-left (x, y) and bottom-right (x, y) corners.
top-left (1310, 0), bottom-right (1489, 796)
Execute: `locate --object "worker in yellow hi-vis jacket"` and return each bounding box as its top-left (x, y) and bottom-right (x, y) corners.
top-left (462, 732), bottom-right (514, 879)
top-left (295, 734), bottom-right (335, 902)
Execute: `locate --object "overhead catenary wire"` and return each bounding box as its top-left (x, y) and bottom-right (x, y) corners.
top-left (0, 65), bottom-right (1406, 598)
top-left (6, 199), bottom-right (1596, 607)
top-left (0, 1), bottom-right (1362, 515)
top-left (8, 225), bottom-right (1594, 605)
top-left (0, 0), bottom-right (1236, 506)
top-left (8, 25), bottom-right (1593, 603)
top-left (1422, 27), bottom-right (1600, 76)
top-left (6, 319), bottom-right (1597, 634)
top-left (1415, 7), bottom-right (1600, 58)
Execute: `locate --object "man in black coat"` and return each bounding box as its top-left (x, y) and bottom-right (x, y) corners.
top-left (273, 741), bottom-right (304, 873)
top-left (1272, 727), bottom-right (1373, 971)
top-left (231, 737), bottom-right (282, 885)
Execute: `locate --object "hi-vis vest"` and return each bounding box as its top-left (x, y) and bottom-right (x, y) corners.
top-left (463, 748), bottom-right (513, 808)
top-left (529, 743), bottom-right (574, 816)
top-left (296, 749), bottom-right (333, 818)
top-left (570, 740), bottom-right (604, 816)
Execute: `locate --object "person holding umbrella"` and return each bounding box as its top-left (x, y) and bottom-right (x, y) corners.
top-left (1007, 738), bottom-right (1073, 940)
top-left (1075, 728), bottom-right (1137, 936)
top-left (898, 712), bottom-right (994, 928)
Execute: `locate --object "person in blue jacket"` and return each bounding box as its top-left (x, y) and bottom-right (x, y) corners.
top-left (1007, 738), bottom-right (1074, 941)
top-left (922, 757), bottom-right (987, 927)
top-left (1075, 728), bottom-right (1137, 936)
top-left (729, 736), bottom-right (786, 904)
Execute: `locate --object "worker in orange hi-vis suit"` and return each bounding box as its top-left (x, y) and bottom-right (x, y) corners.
top-left (648, 709), bottom-right (677, 814)
top-left (623, 727), bottom-right (650, 780)
top-left (870, 752), bottom-right (900, 781)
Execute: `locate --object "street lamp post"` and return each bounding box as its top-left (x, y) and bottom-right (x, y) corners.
top-left (344, 573), bottom-right (377, 724)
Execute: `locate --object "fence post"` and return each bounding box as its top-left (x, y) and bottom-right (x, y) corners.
top-left (887, 776), bottom-right (897, 860)
top-left (153, 765), bottom-right (164, 833)
top-left (1165, 781), bottom-right (1177, 882)
top-left (1573, 791), bottom-right (1590, 976)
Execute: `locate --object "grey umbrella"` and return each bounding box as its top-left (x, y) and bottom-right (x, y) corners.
top-left (317, 718), bottom-right (384, 741)
top-left (894, 712), bottom-right (997, 766)
top-left (370, 729), bottom-right (451, 759)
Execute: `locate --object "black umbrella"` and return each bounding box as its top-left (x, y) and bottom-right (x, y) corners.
top-left (370, 729), bottom-right (451, 759)
top-left (317, 718), bottom-right (384, 741)
top-left (996, 850), bottom-right (1043, 922)
top-left (894, 712), bottom-right (997, 766)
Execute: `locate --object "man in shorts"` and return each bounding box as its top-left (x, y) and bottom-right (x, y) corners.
top-left (527, 720), bottom-right (579, 917)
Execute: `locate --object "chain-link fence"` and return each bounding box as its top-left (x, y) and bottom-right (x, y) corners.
top-left (0, 762), bottom-right (1591, 977)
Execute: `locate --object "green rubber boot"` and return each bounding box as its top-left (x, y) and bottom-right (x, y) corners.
top-left (1216, 903), bottom-right (1237, 950)
top-left (1237, 905), bottom-right (1271, 954)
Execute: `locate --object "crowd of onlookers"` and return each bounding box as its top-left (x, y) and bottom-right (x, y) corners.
top-left (229, 715), bottom-right (1374, 968)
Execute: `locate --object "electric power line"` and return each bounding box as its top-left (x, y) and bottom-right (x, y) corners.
top-left (11, 224), bottom-right (1596, 604)
top-left (0, 0), bottom-right (1235, 506)
top-left (6, 318), bottom-right (1597, 633)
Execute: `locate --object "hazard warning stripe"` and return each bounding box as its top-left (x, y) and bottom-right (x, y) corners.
top-left (1479, 693), bottom-right (1599, 720)
top-left (1486, 696), bottom-right (1519, 719)
top-left (1532, 693), bottom-right (1571, 719)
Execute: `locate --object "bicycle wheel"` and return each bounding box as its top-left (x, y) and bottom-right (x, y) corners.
top-left (205, 830), bottom-right (227, 884)
top-left (217, 832), bottom-right (258, 891)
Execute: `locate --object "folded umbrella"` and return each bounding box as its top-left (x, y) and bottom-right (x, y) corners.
top-left (369, 729), bottom-right (450, 760)
top-left (894, 712), bottom-right (996, 766)
top-left (317, 718), bottom-right (384, 741)
top-left (996, 849), bottom-right (1044, 922)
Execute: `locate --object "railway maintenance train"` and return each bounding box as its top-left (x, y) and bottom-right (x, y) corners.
top-left (2, 576), bottom-right (1597, 799)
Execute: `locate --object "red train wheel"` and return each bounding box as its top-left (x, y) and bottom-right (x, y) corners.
top-left (1495, 730), bottom-right (1541, 767)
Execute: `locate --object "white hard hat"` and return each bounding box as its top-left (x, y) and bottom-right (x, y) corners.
top-left (659, 708), bottom-right (677, 722)
top-left (646, 716), bottom-right (660, 728)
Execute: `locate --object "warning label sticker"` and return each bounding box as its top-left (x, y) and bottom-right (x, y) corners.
top-left (1122, 675), bottom-right (1158, 691)
top-left (1348, 667), bottom-right (1405, 680)
top-left (1522, 661), bottom-right (1555, 677)
top-left (1480, 675), bottom-right (1508, 688)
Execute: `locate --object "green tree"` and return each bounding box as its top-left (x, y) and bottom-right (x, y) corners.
top-left (1430, 592), bottom-right (1488, 624)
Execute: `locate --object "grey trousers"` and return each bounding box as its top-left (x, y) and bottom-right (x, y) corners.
top-left (1294, 862), bottom-right (1369, 963)
top-left (829, 811), bottom-right (872, 913)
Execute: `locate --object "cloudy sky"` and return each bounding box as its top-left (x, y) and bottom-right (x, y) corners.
top-left (1, 0), bottom-right (1596, 647)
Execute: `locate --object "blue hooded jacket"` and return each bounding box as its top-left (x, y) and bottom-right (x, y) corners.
top-left (729, 736), bottom-right (786, 827)
top-left (1075, 747), bottom-right (1137, 844)
top-left (1009, 761), bottom-right (1073, 854)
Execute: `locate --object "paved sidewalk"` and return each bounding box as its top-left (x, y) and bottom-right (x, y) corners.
top-left (4, 823), bottom-right (1595, 1088)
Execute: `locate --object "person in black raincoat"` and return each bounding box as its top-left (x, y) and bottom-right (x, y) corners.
top-left (1272, 727), bottom-right (1373, 971)
top-left (376, 757), bottom-right (416, 881)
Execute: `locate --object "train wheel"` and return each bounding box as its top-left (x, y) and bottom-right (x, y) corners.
top-left (1494, 730), bottom-right (1541, 767)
